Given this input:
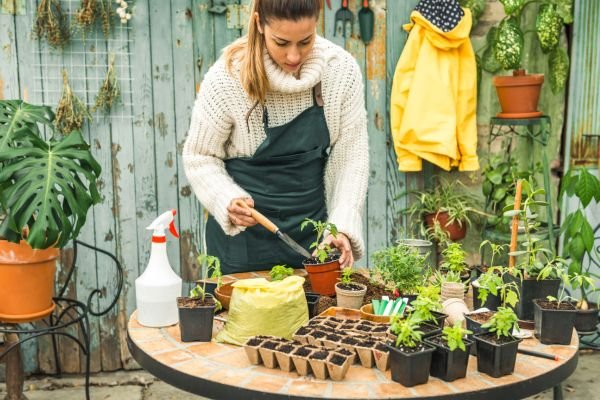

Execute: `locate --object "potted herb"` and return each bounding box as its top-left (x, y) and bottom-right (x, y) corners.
top-left (475, 306), bottom-right (521, 378)
top-left (559, 167), bottom-right (600, 332)
top-left (176, 254), bottom-right (222, 342)
top-left (411, 285), bottom-right (447, 327)
top-left (372, 243), bottom-right (428, 302)
top-left (440, 242), bottom-right (472, 284)
top-left (425, 321), bottom-right (473, 382)
top-left (533, 271), bottom-right (581, 345)
top-left (475, 0), bottom-right (573, 117)
top-left (335, 267), bottom-right (367, 310)
top-left (386, 314), bottom-right (435, 387)
top-left (0, 100), bottom-right (101, 323)
top-left (269, 264), bottom-right (294, 281)
top-left (301, 218), bottom-right (341, 296)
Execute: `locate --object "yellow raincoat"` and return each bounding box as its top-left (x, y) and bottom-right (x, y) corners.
top-left (390, 8), bottom-right (479, 172)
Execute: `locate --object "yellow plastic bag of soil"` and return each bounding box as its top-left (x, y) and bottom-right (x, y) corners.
top-left (215, 275), bottom-right (308, 346)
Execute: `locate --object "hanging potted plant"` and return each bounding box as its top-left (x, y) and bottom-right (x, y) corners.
top-left (425, 321), bottom-right (473, 382)
top-left (478, 0), bottom-right (573, 118)
top-left (177, 253), bottom-right (222, 342)
top-left (335, 267), bottom-right (367, 309)
top-left (386, 314), bottom-right (435, 387)
top-left (475, 306), bottom-right (522, 378)
top-left (0, 100), bottom-right (101, 323)
top-left (301, 218), bottom-right (341, 296)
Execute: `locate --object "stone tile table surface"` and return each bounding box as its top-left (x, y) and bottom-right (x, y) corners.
top-left (127, 271), bottom-right (579, 400)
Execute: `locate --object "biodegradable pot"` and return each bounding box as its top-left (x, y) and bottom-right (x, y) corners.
top-left (533, 299), bottom-right (577, 345)
top-left (243, 337), bottom-right (264, 365)
top-left (441, 281), bottom-right (465, 302)
top-left (441, 298), bottom-right (469, 327)
top-left (504, 275), bottom-right (560, 321)
top-left (291, 346), bottom-right (314, 376)
top-left (425, 334), bottom-right (473, 382)
top-left (326, 353), bottom-right (351, 381)
top-left (258, 341), bottom-right (280, 369)
top-left (355, 341), bottom-right (376, 368)
top-left (177, 298), bottom-right (216, 343)
top-left (575, 303), bottom-right (599, 333)
top-left (0, 240), bottom-right (59, 323)
top-left (471, 280), bottom-right (501, 311)
top-left (424, 212), bottom-right (466, 241)
top-left (274, 343), bottom-right (297, 373)
top-left (308, 350), bottom-right (330, 380)
top-left (474, 332), bottom-right (521, 378)
top-left (305, 292), bottom-right (321, 319)
top-left (373, 342), bottom-right (390, 371)
top-left (493, 70), bottom-right (544, 118)
top-left (387, 342), bottom-right (435, 387)
top-left (293, 326), bottom-right (312, 345)
top-left (303, 258), bottom-right (341, 296)
top-left (335, 282), bottom-right (367, 309)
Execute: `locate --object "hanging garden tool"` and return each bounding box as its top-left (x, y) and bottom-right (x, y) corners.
top-left (334, 0), bottom-right (354, 37)
top-left (325, 0), bottom-right (331, 10)
top-left (358, 0), bottom-right (374, 44)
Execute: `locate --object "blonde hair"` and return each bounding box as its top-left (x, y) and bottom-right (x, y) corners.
top-left (224, 0), bottom-right (322, 104)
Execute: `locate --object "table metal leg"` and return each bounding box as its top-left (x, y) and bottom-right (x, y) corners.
top-left (553, 383), bottom-right (563, 400)
top-left (3, 333), bottom-right (27, 400)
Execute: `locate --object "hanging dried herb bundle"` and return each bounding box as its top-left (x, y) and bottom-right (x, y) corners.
top-left (75, 0), bottom-right (98, 33)
top-left (55, 70), bottom-right (92, 134)
top-left (33, 0), bottom-right (70, 48)
top-left (99, 0), bottom-right (113, 39)
top-left (93, 54), bottom-right (120, 113)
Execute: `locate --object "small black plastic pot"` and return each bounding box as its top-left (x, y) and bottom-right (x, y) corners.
top-left (420, 322), bottom-right (443, 339)
top-left (575, 303), bottom-right (599, 333)
top-left (431, 311), bottom-right (448, 327)
top-left (505, 275), bottom-right (560, 321)
top-left (387, 342), bottom-right (435, 387)
top-left (305, 292), bottom-right (321, 319)
top-left (471, 282), bottom-right (501, 311)
top-left (533, 299), bottom-right (577, 345)
top-left (465, 312), bottom-right (492, 356)
top-left (177, 301), bottom-right (215, 343)
top-left (474, 333), bottom-right (521, 378)
top-left (424, 334), bottom-right (473, 382)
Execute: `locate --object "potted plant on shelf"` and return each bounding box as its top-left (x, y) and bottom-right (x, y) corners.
top-left (476, 0), bottom-right (573, 117)
top-left (372, 243), bottom-right (429, 303)
top-left (177, 253), bottom-right (223, 342)
top-left (335, 267), bottom-right (367, 310)
top-left (425, 321), bottom-right (473, 382)
top-left (475, 306), bottom-right (521, 378)
top-left (559, 167), bottom-right (600, 332)
top-left (301, 218), bottom-right (341, 296)
top-left (0, 100), bottom-right (101, 323)
top-left (404, 179), bottom-right (482, 242)
top-left (386, 314), bottom-right (435, 387)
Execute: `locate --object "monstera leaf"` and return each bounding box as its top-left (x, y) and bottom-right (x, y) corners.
top-left (494, 18), bottom-right (524, 70)
top-left (548, 47), bottom-right (569, 93)
top-left (0, 100), bottom-right (101, 249)
top-left (536, 4), bottom-right (563, 53)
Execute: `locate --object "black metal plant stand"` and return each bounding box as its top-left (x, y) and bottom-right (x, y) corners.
top-left (0, 240), bottom-right (123, 400)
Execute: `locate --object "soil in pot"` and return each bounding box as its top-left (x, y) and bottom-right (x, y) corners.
top-left (575, 303), bottom-right (599, 333)
top-left (291, 345), bottom-right (316, 376)
top-left (474, 332), bottom-right (521, 378)
top-left (335, 282), bottom-right (367, 310)
top-left (244, 336), bottom-right (264, 365)
top-left (465, 311), bottom-right (494, 356)
top-left (308, 350), bottom-right (330, 380)
top-left (327, 353), bottom-right (351, 381)
top-left (351, 273), bottom-right (392, 306)
top-left (387, 342), bottom-right (435, 387)
top-left (334, 348), bottom-right (356, 365)
top-left (534, 299), bottom-right (577, 345)
top-left (303, 255), bottom-right (341, 296)
top-left (176, 297), bottom-right (216, 343)
top-left (425, 334), bottom-right (473, 382)
top-left (275, 343), bottom-right (297, 372)
top-left (258, 340), bottom-right (280, 369)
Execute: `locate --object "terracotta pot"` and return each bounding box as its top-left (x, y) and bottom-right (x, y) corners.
top-left (493, 70), bottom-right (544, 118)
top-left (214, 283), bottom-right (233, 310)
top-left (303, 258), bottom-right (341, 296)
top-left (0, 240), bottom-right (59, 323)
top-left (424, 212), bottom-right (466, 241)
top-left (335, 282), bottom-right (367, 309)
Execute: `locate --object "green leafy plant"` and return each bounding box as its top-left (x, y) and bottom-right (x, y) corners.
top-left (442, 321), bottom-right (473, 352)
top-left (340, 266), bottom-right (354, 285)
top-left (300, 218), bottom-right (338, 263)
top-left (269, 264), bottom-right (294, 281)
top-left (372, 243), bottom-right (429, 295)
top-left (475, 0), bottom-right (573, 93)
top-left (390, 313), bottom-right (424, 349)
top-left (482, 306), bottom-right (519, 339)
top-left (476, 241), bottom-right (520, 308)
top-left (440, 243), bottom-right (469, 276)
top-left (190, 253), bottom-right (222, 311)
top-left (411, 285), bottom-right (442, 324)
top-left (559, 167), bottom-right (600, 310)
top-left (0, 100), bottom-right (101, 249)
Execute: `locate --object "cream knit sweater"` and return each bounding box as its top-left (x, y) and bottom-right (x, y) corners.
top-left (183, 36), bottom-right (369, 260)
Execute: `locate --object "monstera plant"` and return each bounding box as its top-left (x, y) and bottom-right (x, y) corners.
top-left (0, 100), bottom-right (101, 249)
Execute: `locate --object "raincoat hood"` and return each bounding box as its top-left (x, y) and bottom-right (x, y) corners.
top-left (404, 8), bottom-right (473, 50)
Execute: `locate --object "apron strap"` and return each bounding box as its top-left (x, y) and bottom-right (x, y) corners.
top-left (313, 82), bottom-right (324, 107)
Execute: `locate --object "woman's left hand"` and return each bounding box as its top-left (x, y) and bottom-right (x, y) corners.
top-left (321, 232), bottom-right (354, 268)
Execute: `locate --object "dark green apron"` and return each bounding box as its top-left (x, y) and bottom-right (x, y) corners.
top-left (206, 83), bottom-right (330, 274)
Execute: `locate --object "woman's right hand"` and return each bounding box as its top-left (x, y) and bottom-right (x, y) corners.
top-left (228, 198), bottom-right (257, 227)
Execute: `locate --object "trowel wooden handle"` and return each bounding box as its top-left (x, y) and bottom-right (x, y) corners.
top-left (234, 200), bottom-right (279, 233)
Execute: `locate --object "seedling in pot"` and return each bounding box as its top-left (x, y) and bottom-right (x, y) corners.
top-left (481, 307), bottom-right (519, 339)
top-left (440, 243), bottom-right (470, 277)
top-left (373, 243), bottom-right (429, 297)
top-left (411, 285), bottom-right (443, 325)
top-left (187, 253), bottom-right (223, 309)
top-left (301, 218), bottom-right (339, 263)
top-left (442, 321), bottom-right (473, 352)
top-left (269, 264), bottom-right (294, 281)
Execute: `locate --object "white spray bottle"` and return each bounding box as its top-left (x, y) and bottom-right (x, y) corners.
top-left (135, 209), bottom-right (182, 327)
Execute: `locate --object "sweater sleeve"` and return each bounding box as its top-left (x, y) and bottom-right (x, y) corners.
top-left (182, 65), bottom-right (250, 235)
top-left (324, 57), bottom-right (369, 261)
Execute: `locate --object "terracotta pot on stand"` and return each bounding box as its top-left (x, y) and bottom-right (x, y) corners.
top-left (424, 212), bottom-right (466, 241)
top-left (493, 70), bottom-right (544, 119)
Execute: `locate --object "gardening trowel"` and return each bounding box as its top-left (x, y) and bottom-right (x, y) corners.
top-left (358, 0), bottom-right (374, 44)
top-left (234, 200), bottom-right (312, 260)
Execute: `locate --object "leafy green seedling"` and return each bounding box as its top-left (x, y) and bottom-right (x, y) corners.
top-left (442, 321), bottom-right (473, 352)
top-left (300, 218), bottom-right (338, 263)
top-left (269, 264), bottom-right (294, 281)
top-left (482, 307), bottom-right (519, 339)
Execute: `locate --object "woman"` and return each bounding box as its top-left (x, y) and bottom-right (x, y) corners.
top-left (183, 0), bottom-right (368, 274)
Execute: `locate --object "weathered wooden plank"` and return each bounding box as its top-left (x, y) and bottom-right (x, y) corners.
top-left (0, 8), bottom-right (18, 98)
top-left (213, 0), bottom-right (240, 63)
top-left (148, 0), bottom-right (181, 279)
top-left (365, 0), bottom-right (388, 265)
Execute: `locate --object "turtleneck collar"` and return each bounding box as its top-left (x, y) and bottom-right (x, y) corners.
top-left (263, 35), bottom-right (327, 93)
